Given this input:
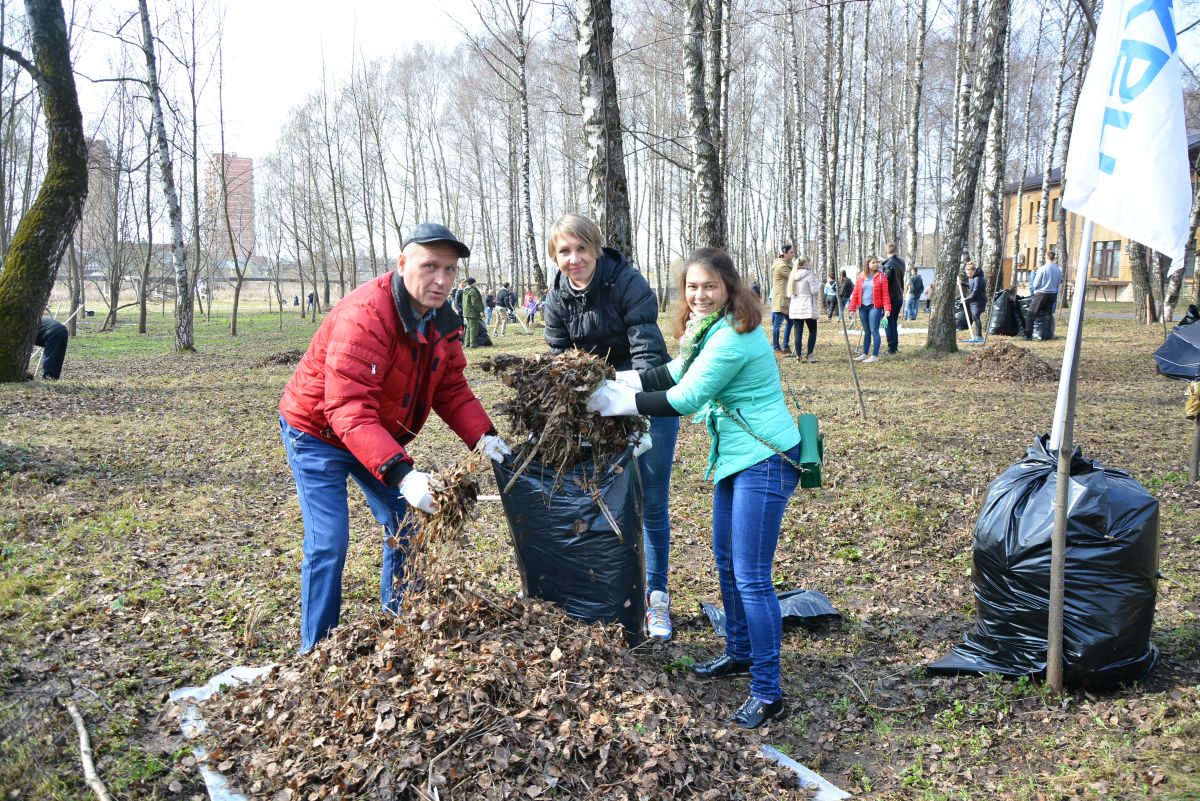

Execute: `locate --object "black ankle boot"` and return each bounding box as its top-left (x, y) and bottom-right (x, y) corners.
top-left (692, 655), bottom-right (752, 679)
top-left (729, 695), bottom-right (785, 728)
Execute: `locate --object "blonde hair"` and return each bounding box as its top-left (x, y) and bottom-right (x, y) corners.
top-left (786, 256), bottom-right (810, 298)
top-left (546, 213), bottom-right (604, 261)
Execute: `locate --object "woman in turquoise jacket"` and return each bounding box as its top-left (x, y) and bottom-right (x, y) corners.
top-left (587, 247), bottom-right (800, 729)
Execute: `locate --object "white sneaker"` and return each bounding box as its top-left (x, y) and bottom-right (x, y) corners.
top-left (853, 353), bottom-right (867, 361)
top-left (863, 355), bottom-right (879, 363)
top-left (646, 591), bottom-right (672, 640)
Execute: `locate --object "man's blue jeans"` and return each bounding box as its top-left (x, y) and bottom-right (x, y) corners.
top-left (280, 416), bottom-right (410, 653)
top-left (858, 305), bottom-right (883, 356)
top-left (639, 415), bottom-right (680, 594)
top-left (771, 312), bottom-right (792, 351)
top-left (712, 446), bottom-right (800, 702)
top-left (904, 296), bottom-right (919, 321)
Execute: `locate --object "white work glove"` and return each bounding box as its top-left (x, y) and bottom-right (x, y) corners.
top-left (399, 470), bottom-right (437, 514)
top-left (477, 433), bottom-right (512, 463)
top-left (630, 430), bottom-right (653, 458)
top-left (614, 369), bottom-right (643, 390)
top-left (585, 380), bottom-right (640, 417)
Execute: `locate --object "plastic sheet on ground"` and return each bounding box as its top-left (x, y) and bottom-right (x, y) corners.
top-left (702, 588), bottom-right (841, 638)
top-left (169, 664), bottom-right (276, 801)
top-left (928, 435), bottom-right (1159, 689)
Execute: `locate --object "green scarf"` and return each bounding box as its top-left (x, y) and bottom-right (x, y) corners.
top-left (679, 311), bottom-right (722, 373)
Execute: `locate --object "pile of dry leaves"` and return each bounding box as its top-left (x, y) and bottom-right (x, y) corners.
top-left (397, 450), bottom-right (485, 588)
top-left (200, 572), bottom-right (803, 800)
top-left (480, 351), bottom-right (645, 487)
top-left (255, 349), bottom-right (307, 367)
top-left (954, 341), bottom-right (1060, 384)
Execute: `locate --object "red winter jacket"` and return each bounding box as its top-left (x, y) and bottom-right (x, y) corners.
top-left (848, 271), bottom-right (892, 315)
top-left (279, 272), bottom-right (494, 485)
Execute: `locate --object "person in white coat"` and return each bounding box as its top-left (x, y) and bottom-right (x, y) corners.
top-left (786, 256), bottom-right (820, 362)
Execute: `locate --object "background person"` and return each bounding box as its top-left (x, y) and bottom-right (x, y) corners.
top-left (586, 247), bottom-right (801, 729)
top-left (824, 276), bottom-right (839, 320)
top-left (484, 286), bottom-right (495, 327)
top-left (904, 269), bottom-right (924, 321)
top-left (786, 255), bottom-right (819, 362)
top-left (769, 244), bottom-right (795, 353)
top-left (848, 256), bottom-right (891, 363)
top-left (523, 290), bottom-right (537, 325)
top-left (35, 317), bottom-right (68, 380)
top-left (278, 222), bottom-right (511, 653)
top-left (541, 213), bottom-right (681, 641)
top-left (461, 277), bottom-right (484, 347)
top-left (494, 281), bottom-right (514, 335)
top-left (964, 262), bottom-right (987, 342)
top-left (1025, 250), bottom-right (1062, 340)
top-left (881, 243), bottom-right (905, 354)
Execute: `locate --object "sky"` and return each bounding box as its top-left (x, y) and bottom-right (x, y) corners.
top-left (74, 0), bottom-right (478, 161)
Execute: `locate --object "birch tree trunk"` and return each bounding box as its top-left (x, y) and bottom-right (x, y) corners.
top-left (926, 0), bottom-right (1011, 352)
top-left (1037, 5), bottom-right (1073, 267)
top-left (1056, 17), bottom-right (1090, 302)
top-left (904, 0), bottom-right (928, 271)
top-left (0, 0), bottom-right (87, 381)
top-left (577, 0), bottom-right (633, 257)
top-left (138, 0), bottom-right (192, 351)
top-left (685, 0), bottom-right (724, 248)
top-left (981, 22), bottom-right (1011, 299)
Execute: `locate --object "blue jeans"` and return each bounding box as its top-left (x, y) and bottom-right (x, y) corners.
top-left (712, 447), bottom-right (800, 702)
top-left (858, 305), bottom-right (883, 356)
top-left (904, 296), bottom-right (919, 321)
top-left (639, 415), bottom-right (680, 593)
top-left (485, 307), bottom-right (493, 326)
top-left (771, 312), bottom-right (792, 351)
top-left (280, 416), bottom-right (411, 653)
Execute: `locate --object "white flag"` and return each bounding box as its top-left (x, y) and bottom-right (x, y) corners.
top-left (1062, 0), bottom-right (1191, 269)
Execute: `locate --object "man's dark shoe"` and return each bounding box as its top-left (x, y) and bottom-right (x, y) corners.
top-left (693, 655), bottom-right (751, 679)
top-left (729, 696), bottom-right (785, 729)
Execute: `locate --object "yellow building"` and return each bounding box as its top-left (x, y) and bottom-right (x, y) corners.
top-left (1001, 132), bottom-right (1199, 301)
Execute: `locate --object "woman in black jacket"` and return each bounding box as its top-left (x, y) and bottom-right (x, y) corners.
top-left (542, 213), bottom-right (680, 641)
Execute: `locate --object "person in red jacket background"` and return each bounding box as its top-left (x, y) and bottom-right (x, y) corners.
top-left (847, 255), bottom-right (892, 363)
top-left (279, 222), bottom-right (512, 653)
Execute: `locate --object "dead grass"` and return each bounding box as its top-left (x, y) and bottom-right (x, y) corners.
top-left (1, 308), bottom-right (1197, 800)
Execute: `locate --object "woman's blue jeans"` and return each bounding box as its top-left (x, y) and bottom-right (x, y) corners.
top-left (711, 446), bottom-right (800, 702)
top-left (281, 417), bottom-right (410, 653)
top-left (859, 305), bottom-right (883, 356)
top-left (639, 415), bottom-right (680, 593)
top-left (771, 311), bottom-right (793, 351)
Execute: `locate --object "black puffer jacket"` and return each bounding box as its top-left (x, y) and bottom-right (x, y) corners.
top-left (542, 247), bottom-right (669, 372)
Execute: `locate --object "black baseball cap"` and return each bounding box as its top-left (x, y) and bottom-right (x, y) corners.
top-left (402, 222), bottom-right (470, 259)
top-left (780, 244), bottom-right (793, 254)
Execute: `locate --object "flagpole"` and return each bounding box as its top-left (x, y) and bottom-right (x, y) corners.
top-left (1046, 218), bottom-right (1094, 691)
top-left (834, 284), bottom-right (868, 420)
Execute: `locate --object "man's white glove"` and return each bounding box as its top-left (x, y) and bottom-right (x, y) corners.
top-left (399, 471), bottom-right (437, 514)
top-left (585, 380), bottom-right (640, 417)
top-left (477, 433), bottom-right (512, 463)
top-left (614, 370), bottom-right (643, 390)
top-left (630, 430), bottom-right (653, 458)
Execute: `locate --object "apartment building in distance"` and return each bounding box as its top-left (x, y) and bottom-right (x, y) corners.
top-left (205, 152), bottom-right (255, 262)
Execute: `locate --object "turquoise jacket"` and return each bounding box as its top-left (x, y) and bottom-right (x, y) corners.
top-left (664, 317), bottom-right (800, 483)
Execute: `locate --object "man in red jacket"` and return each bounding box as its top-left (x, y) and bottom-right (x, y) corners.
top-left (279, 222), bottom-right (511, 652)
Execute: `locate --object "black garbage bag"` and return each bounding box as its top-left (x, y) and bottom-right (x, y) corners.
top-left (1031, 311), bottom-right (1056, 341)
top-left (928, 435), bottom-right (1159, 689)
top-left (1014, 295), bottom-right (1031, 338)
top-left (474, 326), bottom-right (494, 347)
top-left (702, 589), bottom-right (841, 637)
top-left (1153, 304), bottom-right (1200, 380)
top-left (987, 290), bottom-right (1020, 337)
top-left (954, 299), bottom-right (969, 330)
top-left (493, 448), bottom-right (645, 644)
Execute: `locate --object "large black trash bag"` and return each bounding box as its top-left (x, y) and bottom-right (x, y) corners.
top-left (1031, 311), bottom-right (1056, 341)
top-left (1015, 295), bottom-right (1031, 338)
top-left (493, 448), bottom-right (645, 644)
top-left (1153, 303), bottom-right (1200, 380)
top-left (987, 290), bottom-right (1020, 337)
top-left (928, 436), bottom-right (1159, 689)
top-left (954, 299), bottom-right (969, 330)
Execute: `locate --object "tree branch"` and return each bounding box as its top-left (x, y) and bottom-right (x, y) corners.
top-left (0, 45), bottom-right (45, 92)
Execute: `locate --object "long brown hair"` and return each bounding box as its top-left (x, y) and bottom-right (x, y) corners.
top-left (672, 247), bottom-right (762, 338)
